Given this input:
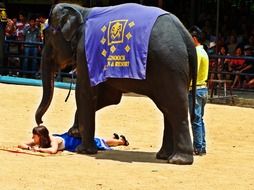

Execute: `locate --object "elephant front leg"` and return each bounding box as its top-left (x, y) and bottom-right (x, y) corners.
top-left (75, 104), bottom-right (98, 154)
top-left (156, 116), bottom-right (174, 159)
top-left (75, 84), bottom-right (98, 154)
top-left (68, 110), bottom-right (81, 138)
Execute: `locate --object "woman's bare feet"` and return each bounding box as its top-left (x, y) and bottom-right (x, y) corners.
top-left (113, 133), bottom-right (119, 139)
top-left (120, 135), bottom-right (129, 146)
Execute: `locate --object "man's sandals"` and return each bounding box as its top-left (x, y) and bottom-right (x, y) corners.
top-left (113, 133), bottom-right (129, 146)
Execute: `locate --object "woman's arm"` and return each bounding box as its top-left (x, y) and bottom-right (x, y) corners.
top-left (18, 140), bottom-right (35, 150)
top-left (32, 138), bottom-right (59, 154)
top-left (240, 64), bottom-right (252, 72)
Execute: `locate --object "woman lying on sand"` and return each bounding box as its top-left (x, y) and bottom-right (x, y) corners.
top-left (18, 125), bottom-right (129, 154)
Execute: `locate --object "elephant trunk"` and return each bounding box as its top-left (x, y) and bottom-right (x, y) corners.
top-left (35, 49), bottom-right (55, 125)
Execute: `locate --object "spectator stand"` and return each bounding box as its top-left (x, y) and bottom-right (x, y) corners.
top-left (1, 39), bottom-right (74, 83)
top-left (1, 40), bottom-right (253, 100)
top-left (208, 54), bottom-right (254, 104)
top-left (4, 39), bottom-right (42, 77)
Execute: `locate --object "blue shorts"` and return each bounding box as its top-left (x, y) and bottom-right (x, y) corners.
top-left (53, 133), bottom-right (111, 152)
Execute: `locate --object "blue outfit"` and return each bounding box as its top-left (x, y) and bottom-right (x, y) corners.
top-left (189, 88), bottom-right (208, 152)
top-left (53, 133), bottom-right (111, 152)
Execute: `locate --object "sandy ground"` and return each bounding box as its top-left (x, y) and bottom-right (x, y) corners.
top-left (0, 83), bottom-right (254, 190)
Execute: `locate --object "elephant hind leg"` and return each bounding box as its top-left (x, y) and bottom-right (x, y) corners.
top-left (156, 116), bottom-right (174, 160)
top-left (156, 128), bottom-right (193, 165)
top-left (152, 91), bottom-right (193, 164)
top-left (168, 152), bottom-right (193, 165)
top-left (156, 115), bottom-right (193, 165)
top-left (156, 112), bottom-right (193, 165)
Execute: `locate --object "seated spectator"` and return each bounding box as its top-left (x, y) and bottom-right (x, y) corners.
top-left (16, 12), bottom-right (28, 42)
top-left (5, 18), bottom-right (16, 40)
top-left (227, 34), bottom-right (238, 55)
top-left (247, 34), bottom-right (254, 47)
top-left (16, 12), bottom-right (29, 67)
top-left (207, 42), bottom-right (217, 85)
top-left (231, 45), bottom-right (254, 88)
top-left (217, 45), bottom-right (230, 80)
top-left (38, 14), bottom-right (47, 41)
top-left (208, 44), bottom-right (230, 88)
top-left (207, 41), bottom-right (216, 54)
top-left (247, 78), bottom-right (254, 88)
top-left (5, 18), bottom-right (20, 75)
top-left (227, 46), bottom-right (245, 79)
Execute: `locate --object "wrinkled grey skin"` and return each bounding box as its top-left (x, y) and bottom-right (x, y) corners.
top-left (35, 3), bottom-right (197, 165)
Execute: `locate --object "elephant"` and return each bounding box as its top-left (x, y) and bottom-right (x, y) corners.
top-left (35, 3), bottom-right (197, 165)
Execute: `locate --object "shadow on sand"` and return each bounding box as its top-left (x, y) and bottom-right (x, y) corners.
top-left (89, 150), bottom-right (167, 164)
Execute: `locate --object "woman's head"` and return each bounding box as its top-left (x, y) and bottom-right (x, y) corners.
top-left (32, 125), bottom-right (51, 148)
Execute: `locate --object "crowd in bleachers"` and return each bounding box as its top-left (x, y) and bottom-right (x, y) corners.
top-left (4, 12), bottom-right (47, 77)
top-left (208, 44), bottom-right (254, 89)
top-left (193, 7), bottom-right (254, 89)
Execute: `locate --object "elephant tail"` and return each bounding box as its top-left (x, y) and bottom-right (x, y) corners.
top-left (188, 41), bottom-right (197, 123)
top-left (171, 14), bottom-right (197, 122)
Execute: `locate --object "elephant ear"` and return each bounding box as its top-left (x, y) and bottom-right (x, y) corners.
top-left (53, 4), bottom-right (84, 42)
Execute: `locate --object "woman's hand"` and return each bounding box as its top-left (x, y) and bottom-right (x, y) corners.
top-left (18, 144), bottom-right (31, 150)
top-left (31, 146), bottom-right (41, 152)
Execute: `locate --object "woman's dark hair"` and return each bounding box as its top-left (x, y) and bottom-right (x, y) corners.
top-left (32, 125), bottom-right (51, 148)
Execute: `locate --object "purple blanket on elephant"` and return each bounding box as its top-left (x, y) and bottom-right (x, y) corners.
top-left (85, 3), bottom-right (167, 86)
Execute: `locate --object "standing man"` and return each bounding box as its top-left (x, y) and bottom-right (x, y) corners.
top-left (189, 26), bottom-right (209, 156)
top-left (22, 16), bottom-right (41, 77)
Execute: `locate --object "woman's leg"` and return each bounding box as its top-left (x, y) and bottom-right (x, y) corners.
top-left (105, 135), bottom-right (129, 147)
top-left (105, 139), bottom-right (125, 147)
top-left (231, 74), bottom-right (240, 88)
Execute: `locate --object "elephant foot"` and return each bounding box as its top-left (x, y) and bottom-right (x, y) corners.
top-left (68, 126), bottom-right (81, 138)
top-left (156, 149), bottom-right (193, 165)
top-left (168, 152), bottom-right (193, 165)
top-left (156, 148), bottom-right (173, 160)
top-left (76, 144), bottom-right (98, 154)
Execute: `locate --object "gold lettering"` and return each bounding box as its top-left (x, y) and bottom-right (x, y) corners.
top-left (106, 59), bottom-right (130, 67)
top-left (107, 55), bottom-right (126, 61)
top-left (114, 61), bottom-right (129, 67)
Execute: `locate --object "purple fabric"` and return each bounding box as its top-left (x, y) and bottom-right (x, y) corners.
top-left (85, 3), bottom-right (167, 86)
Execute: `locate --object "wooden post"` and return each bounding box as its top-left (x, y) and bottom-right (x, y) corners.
top-left (0, 2), bottom-right (7, 71)
top-left (190, 0), bottom-right (195, 26)
top-left (158, 0), bottom-right (163, 8)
